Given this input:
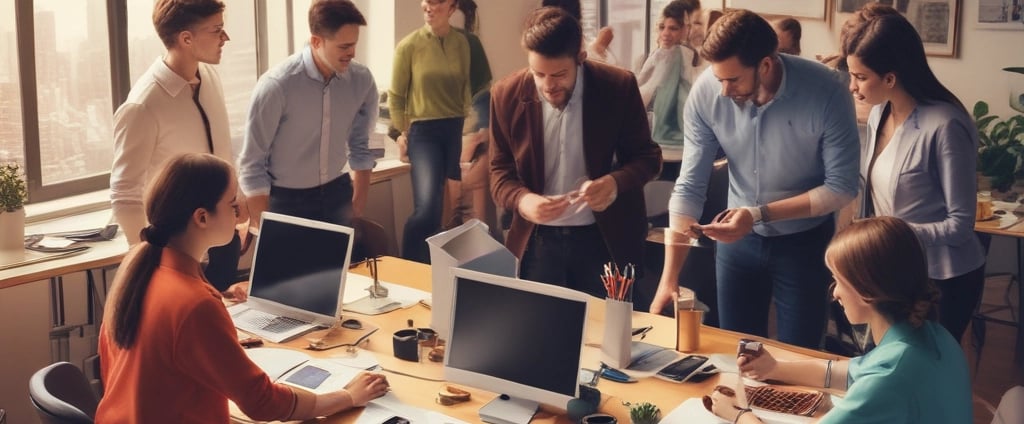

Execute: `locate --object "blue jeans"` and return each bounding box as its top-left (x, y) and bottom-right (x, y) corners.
top-left (402, 118), bottom-right (464, 263)
top-left (716, 216), bottom-right (834, 349)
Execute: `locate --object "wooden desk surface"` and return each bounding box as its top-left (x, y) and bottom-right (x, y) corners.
top-left (0, 209), bottom-right (127, 289)
top-left (252, 257), bottom-right (840, 424)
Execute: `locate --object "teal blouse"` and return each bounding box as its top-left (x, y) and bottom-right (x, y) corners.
top-left (821, 321), bottom-right (972, 423)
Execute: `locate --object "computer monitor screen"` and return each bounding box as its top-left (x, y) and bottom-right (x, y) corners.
top-left (444, 268), bottom-right (589, 409)
top-left (248, 212), bottom-right (354, 324)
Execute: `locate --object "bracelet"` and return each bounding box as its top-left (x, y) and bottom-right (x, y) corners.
top-left (734, 408), bottom-right (753, 423)
top-left (824, 359), bottom-right (833, 389)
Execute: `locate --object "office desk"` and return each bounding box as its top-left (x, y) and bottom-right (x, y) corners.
top-left (251, 257), bottom-right (840, 423)
top-left (975, 217), bottom-right (1024, 366)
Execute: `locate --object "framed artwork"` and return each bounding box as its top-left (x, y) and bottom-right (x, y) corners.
top-left (834, 0), bottom-right (961, 57)
top-left (977, 0), bottom-right (1024, 30)
top-left (725, 0), bottom-right (829, 20)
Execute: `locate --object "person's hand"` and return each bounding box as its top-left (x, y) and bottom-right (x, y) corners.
top-left (343, 372), bottom-right (389, 407)
top-left (397, 134), bottom-right (410, 163)
top-left (222, 282), bottom-right (249, 302)
top-left (579, 176), bottom-right (618, 212)
top-left (708, 384), bottom-right (751, 422)
top-left (517, 193), bottom-right (570, 224)
top-left (649, 279), bottom-right (678, 314)
top-left (737, 347), bottom-right (777, 381)
top-left (237, 223), bottom-right (255, 255)
top-left (700, 208), bottom-right (754, 243)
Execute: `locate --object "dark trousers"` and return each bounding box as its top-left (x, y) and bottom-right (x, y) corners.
top-left (204, 232), bottom-right (241, 292)
top-left (402, 118), bottom-right (464, 263)
top-left (520, 224), bottom-right (613, 299)
top-left (716, 217), bottom-right (835, 349)
top-left (935, 264), bottom-right (986, 342)
top-left (268, 174), bottom-right (354, 227)
top-left (267, 174), bottom-right (369, 261)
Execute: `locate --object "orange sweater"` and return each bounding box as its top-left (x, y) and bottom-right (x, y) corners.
top-left (97, 248), bottom-right (294, 423)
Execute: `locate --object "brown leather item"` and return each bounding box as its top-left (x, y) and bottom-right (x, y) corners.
top-left (436, 384), bottom-right (471, 405)
top-left (744, 385), bottom-right (824, 416)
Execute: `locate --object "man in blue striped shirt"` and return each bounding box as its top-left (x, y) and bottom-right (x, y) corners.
top-left (238, 0), bottom-right (377, 242)
top-left (650, 10), bottom-right (859, 349)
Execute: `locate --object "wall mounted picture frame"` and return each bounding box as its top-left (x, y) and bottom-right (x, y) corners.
top-left (725, 0), bottom-right (829, 20)
top-left (834, 0), bottom-right (961, 57)
top-left (977, 0), bottom-right (1024, 30)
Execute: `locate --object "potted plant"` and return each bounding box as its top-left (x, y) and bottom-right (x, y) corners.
top-left (0, 163), bottom-right (28, 251)
top-left (628, 401), bottom-right (660, 424)
top-left (974, 100), bottom-right (1024, 192)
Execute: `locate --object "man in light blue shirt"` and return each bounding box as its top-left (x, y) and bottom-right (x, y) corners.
top-left (238, 0), bottom-right (376, 239)
top-left (649, 9), bottom-right (859, 349)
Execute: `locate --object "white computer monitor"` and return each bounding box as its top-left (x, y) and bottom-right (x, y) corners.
top-left (444, 268), bottom-right (590, 423)
top-left (246, 212), bottom-right (354, 327)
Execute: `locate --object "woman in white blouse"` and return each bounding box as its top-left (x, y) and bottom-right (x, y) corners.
top-left (844, 4), bottom-right (985, 342)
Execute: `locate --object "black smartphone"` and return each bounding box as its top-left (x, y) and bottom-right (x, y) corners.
top-left (382, 417), bottom-right (411, 424)
top-left (656, 355), bottom-right (709, 382)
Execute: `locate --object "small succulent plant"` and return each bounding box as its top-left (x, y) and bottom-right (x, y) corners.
top-left (629, 401), bottom-right (660, 424)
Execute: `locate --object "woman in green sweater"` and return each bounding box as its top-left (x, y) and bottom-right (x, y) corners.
top-left (389, 0), bottom-right (471, 263)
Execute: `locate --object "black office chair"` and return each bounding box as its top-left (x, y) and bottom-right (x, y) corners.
top-left (28, 361), bottom-right (98, 424)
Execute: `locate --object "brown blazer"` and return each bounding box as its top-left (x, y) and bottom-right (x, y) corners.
top-left (489, 60), bottom-right (662, 269)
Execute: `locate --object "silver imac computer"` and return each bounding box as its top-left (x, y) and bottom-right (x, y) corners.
top-left (228, 212), bottom-right (354, 342)
top-left (444, 268), bottom-right (590, 424)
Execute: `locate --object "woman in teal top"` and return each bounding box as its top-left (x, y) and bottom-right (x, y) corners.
top-left (707, 216), bottom-right (972, 423)
top-left (389, 0), bottom-right (471, 263)
top-left (634, 0), bottom-right (701, 181)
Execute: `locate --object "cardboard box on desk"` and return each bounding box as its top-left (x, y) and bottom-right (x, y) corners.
top-left (427, 219), bottom-right (518, 339)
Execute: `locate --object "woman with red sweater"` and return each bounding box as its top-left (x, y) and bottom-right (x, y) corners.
top-left (97, 153), bottom-right (388, 423)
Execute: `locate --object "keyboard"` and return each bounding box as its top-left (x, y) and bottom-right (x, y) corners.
top-left (744, 385), bottom-right (824, 416)
top-left (229, 305), bottom-right (316, 343)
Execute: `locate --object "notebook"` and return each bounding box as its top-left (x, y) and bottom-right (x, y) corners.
top-left (229, 212), bottom-right (354, 343)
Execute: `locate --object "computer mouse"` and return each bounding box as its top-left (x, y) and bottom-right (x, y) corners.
top-left (341, 319), bottom-right (363, 330)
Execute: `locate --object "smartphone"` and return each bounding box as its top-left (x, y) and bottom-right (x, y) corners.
top-left (656, 355), bottom-right (709, 382)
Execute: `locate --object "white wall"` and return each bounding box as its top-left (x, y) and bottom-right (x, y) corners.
top-left (798, 1), bottom-right (1024, 118)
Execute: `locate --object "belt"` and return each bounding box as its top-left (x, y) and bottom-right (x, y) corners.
top-left (270, 174), bottom-right (351, 196)
top-left (534, 223), bottom-right (600, 236)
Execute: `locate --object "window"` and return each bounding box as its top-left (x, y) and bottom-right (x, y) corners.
top-left (33, 0), bottom-right (114, 186)
top-left (0, 2), bottom-right (24, 171)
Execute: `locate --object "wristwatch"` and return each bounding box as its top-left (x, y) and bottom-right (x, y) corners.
top-left (757, 205), bottom-right (770, 224)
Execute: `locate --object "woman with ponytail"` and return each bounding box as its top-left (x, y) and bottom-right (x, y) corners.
top-left (705, 217), bottom-right (971, 423)
top-left (97, 153), bottom-right (388, 423)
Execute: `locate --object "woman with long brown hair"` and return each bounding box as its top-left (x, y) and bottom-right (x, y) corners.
top-left (97, 153), bottom-right (387, 422)
top-left (844, 4), bottom-right (985, 343)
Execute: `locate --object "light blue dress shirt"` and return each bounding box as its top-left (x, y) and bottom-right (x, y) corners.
top-left (239, 46), bottom-right (378, 196)
top-left (821, 320), bottom-right (972, 423)
top-left (669, 55), bottom-right (860, 235)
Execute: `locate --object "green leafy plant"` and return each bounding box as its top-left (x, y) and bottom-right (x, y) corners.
top-left (629, 401), bottom-right (660, 424)
top-left (975, 100), bottom-right (1024, 191)
top-left (0, 163), bottom-right (27, 212)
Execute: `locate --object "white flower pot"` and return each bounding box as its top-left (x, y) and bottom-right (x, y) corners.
top-left (0, 208), bottom-right (25, 251)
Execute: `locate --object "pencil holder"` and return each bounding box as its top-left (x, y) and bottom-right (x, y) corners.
top-left (602, 298), bottom-right (633, 369)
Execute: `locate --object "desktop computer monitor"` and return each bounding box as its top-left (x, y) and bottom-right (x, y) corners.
top-left (444, 268), bottom-right (589, 423)
top-left (246, 212), bottom-right (354, 326)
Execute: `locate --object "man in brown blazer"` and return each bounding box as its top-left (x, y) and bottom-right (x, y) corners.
top-left (489, 6), bottom-right (661, 298)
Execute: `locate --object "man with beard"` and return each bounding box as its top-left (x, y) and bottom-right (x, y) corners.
top-left (649, 9), bottom-right (859, 349)
top-left (489, 6), bottom-right (661, 298)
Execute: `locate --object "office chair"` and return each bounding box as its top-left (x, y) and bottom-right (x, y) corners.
top-left (352, 217), bottom-right (396, 260)
top-left (28, 361), bottom-right (98, 424)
